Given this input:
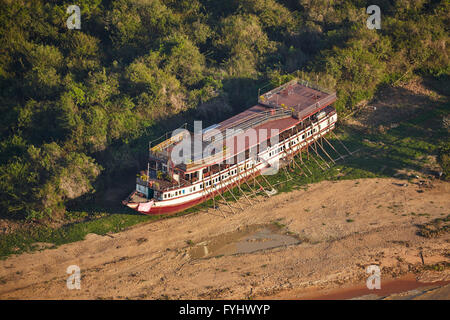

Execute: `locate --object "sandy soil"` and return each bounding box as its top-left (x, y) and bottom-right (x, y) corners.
top-left (0, 177), bottom-right (449, 300)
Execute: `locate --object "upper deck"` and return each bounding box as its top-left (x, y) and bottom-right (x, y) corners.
top-left (149, 79), bottom-right (336, 171)
top-left (258, 79), bottom-right (336, 120)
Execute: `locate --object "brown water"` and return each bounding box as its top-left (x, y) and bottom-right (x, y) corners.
top-left (263, 274), bottom-right (450, 300)
top-left (189, 224), bottom-right (300, 259)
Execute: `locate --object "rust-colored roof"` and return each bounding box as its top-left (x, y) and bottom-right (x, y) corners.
top-left (151, 80), bottom-right (336, 172)
top-left (260, 81), bottom-right (336, 120)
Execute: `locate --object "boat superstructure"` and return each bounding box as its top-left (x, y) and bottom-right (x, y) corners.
top-left (123, 79), bottom-right (338, 215)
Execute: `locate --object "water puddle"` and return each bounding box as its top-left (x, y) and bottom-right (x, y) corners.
top-left (261, 274), bottom-right (450, 300)
top-left (189, 224), bottom-right (300, 259)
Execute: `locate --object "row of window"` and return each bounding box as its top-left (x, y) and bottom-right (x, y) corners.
top-left (267, 124), bottom-right (327, 157)
top-left (162, 119), bottom-right (334, 200)
top-left (163, 183), bottom-right (201, 199)
top-left (163, 162), bottom-right (254, 199)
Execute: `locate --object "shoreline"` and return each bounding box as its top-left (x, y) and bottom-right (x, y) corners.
top-left (260, 273), bottom-right (450, 300)
top-left (0, 177), bottom-right (448, 299)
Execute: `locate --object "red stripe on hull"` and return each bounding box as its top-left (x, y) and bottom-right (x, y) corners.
top-left (140, 196), bottom-right (206, 215)
top-left (131, 181), bottom-right (244, 215)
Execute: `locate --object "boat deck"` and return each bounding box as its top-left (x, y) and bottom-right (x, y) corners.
top-left (259, 80), bottom-right (336, 120)
top-left (148, 79), bottom-right (336, 172)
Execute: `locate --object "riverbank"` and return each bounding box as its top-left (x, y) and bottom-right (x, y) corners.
top-left (0, 177), bottom-right (448, 299)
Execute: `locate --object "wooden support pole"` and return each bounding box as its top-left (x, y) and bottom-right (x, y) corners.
top-left (256, 168), bottom-right (277, 195)
top-left (310, 128), bottom-right (331, 169)
top-left (204, 175), bottom-right (229, 217)
top-left (291, 155), bottom-right (308, 177)
top-left (298, 148), bottom-right (313, 175)
top-left (207, 182), bottom-right (226, 218)
top-left (221, 174), bottom-right (244, 211)
top-left (323, 135), bottom-right (344, 160)
top-left (316, 137), bottom-right (336, 164)
top-left (308, 144), bottom-right (327, 171)
top-left (241, 163), bottom-right (261, 200)
top-left (282, 166), bottom-right (293, 181)
top-left (311, 141), bottom-right (331, 168)
top-left (215, 182), bottom-right (235, 215)
top-left (330, 131), bottom-right (352, 155)
top-left (235, 167), bottom-right (254, 205)
top-left (250, 165), bottom-right (269, 196)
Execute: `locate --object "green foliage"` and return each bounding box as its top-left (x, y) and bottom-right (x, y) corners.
top-left (0, 0), bottom-right (448, 221)
top-left (438, 141), bottom-right (450, 180)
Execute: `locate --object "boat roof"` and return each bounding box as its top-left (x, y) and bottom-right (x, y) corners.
top-left (150, 79), bottom-right (336, 172)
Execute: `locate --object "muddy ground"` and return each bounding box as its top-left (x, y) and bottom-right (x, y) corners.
top-left (0, 177), bottom-right (448, 299)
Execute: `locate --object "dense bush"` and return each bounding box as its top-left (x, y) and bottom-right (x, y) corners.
top-left (0, 0), bottom-right (448, 220)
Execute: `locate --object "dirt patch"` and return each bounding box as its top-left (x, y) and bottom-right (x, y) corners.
top-left (189, 224), bottom-right (300, 259)
top-left (345, 78), bottom-right (443, 132)
top-left (0, 177), bottom-right (448, 299)
top-left (416, 215), bottom-right (450, 238)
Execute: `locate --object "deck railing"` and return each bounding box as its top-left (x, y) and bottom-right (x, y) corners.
top-left (258, 78), bottom-right (336, 120)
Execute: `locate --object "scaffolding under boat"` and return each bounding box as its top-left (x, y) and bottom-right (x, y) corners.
top-left (123, 79), bottom-right (342, 215)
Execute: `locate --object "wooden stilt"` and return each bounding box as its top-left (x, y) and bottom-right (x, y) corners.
top-left (241, 163), bottom-right (261, 200)
top-left (330, 131), bottom-right (352, 155)
top-left (316, 137), bottom-right (336, 164)
top-left (323, 135), bottom-right (344, 160)
top-left (291, 155), bottom-right (308, 177)
top-left (308, 144), bottom-right (327, 171)
top-left (298, 148), bottom-right (313, 175)
top-left (206, 182), bottom-right (226, 218)
top-left (250, 165), bottom-right (269, 197)
top-left (221, 172), bottom-right (244, 211)
top-left (312, 141), bottom-right (331, 168)
top-left (235, 167), bottom-right (254, 205)
top-left (309, 128), bottom-right (331, 169)
top-left (215, 181), bottom-right (235, 215)
top-left (257, 168), bottom-right (277, 195)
